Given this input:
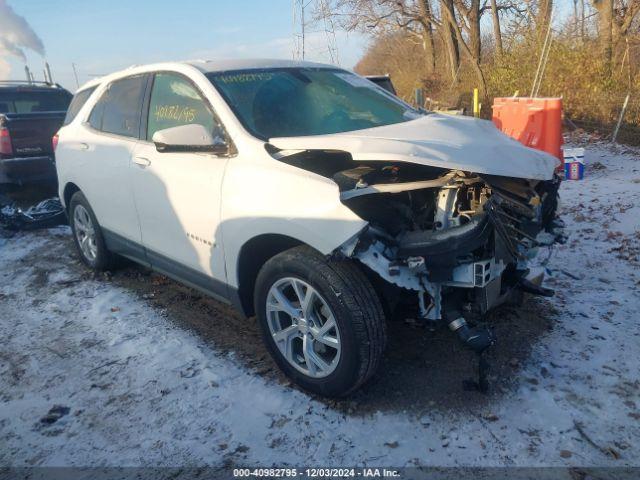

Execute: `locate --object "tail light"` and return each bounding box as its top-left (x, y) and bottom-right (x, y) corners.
top-left (0, 127), bottom-right (12, 155)
top-left (52, 133), bottom-right (59, 152)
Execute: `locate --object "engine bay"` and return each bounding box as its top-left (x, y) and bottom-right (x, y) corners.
top-left (270, 146), bottom-right (564, 324)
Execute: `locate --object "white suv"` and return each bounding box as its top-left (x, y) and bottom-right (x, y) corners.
top-left (56, 59), bottom-right (562, 396)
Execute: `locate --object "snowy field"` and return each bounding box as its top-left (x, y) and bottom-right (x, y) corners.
top-left (1, 141), bottom-right (639, 475)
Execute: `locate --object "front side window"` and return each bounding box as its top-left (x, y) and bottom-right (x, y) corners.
top-left (63, 86), bottom-right (97, 126)
top-left (146, 73), bottom-right (216, 141)
top-left (88, 75), bottom-right (146, 138)
top-left (206, 68), bottom-right (421, 139)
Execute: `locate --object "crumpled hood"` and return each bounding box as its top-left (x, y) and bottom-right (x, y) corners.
top-left (269, 113), bottom-right (560, 180)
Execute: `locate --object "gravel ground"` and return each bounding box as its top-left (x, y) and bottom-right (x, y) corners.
top-left (0, 141), bottom-right (639, 472)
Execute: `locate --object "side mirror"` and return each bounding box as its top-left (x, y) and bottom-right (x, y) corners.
top-left (152, 124), bottom-right (229, 154)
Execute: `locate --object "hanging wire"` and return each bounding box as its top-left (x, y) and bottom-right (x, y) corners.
top-left (531, 7), bottom-right (555, 98)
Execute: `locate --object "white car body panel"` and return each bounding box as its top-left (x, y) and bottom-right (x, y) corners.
top-left (56, 125), bottom-right (142, 243)
top-left (270, 113), bottom-right (560, 181)
top-left (130, 142), bottom-right (229, 281)
top-left (219, 138), bottom-right (367, 289)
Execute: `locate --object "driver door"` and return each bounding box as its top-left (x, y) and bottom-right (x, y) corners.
top-left (131, 72), bottom-right (230, 293)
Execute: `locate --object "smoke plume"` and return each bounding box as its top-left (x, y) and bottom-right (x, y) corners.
top-left (0, 0), bottom-right (45, 79)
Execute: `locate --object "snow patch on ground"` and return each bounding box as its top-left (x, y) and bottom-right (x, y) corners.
top-left (1, 142), bottom-right (639, 468)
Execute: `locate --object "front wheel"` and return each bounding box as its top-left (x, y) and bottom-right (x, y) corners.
top-left (255, 246), bottom-right (387, 397)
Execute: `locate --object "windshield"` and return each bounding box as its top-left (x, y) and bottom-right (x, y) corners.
top-left (0, 90), bottom-right (71, 114)
top-left (206, 68), bottom-right (420, 139)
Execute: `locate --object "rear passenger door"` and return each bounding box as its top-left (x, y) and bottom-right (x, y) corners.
top-left (78, 74), bottom-right (147, 251)
top-left (131, 72), bottom-right (230, 291)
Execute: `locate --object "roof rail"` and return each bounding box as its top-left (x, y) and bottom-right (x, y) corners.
top-left (0, 80), bottom-right (62, 88)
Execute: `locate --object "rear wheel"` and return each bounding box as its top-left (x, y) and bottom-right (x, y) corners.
top-left (255, 246), bottom-right (386, 397)
top-left (69, 191), bottom-right (114, 271)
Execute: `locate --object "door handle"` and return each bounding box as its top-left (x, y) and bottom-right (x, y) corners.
top-left (133, 156), bottom-right (151, 167)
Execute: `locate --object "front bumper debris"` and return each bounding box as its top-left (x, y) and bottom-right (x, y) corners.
top-left (337, 168), bottom-right (565, 392)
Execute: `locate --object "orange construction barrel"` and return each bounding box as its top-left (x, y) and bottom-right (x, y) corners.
top-left (492, 97), bottom-right (563, 160)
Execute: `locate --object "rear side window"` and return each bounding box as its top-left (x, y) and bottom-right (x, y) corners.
top-left (0, 90), bottom-right (71, 114)
top-left (88, 75), bottom-right (146, 138)
top-left (146, 73), bottom-right (215, 140)
top-left (63, 86), bottom-right (97, 126)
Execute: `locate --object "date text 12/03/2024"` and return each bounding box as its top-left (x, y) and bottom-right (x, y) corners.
top-left (233, 468), bottom-right (401, 478)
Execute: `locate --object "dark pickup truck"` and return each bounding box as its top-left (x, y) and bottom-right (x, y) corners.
top-left (0, 81), bottom-right (72, 185)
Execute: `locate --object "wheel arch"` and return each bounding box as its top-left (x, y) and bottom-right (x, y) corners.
top-left (62, 182), bottom-right (81, 212)
top-left (234, 233), bottom-right (309, 317)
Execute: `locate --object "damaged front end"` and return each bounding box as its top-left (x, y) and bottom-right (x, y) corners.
top-left (339, 167), bottom-right (565, 316)
top-left (331, 162), bottom-right (565, 388)
top-left (330, 163), bottom-right (565, 389)
top-left (267, 115), bottom-right (565, 389)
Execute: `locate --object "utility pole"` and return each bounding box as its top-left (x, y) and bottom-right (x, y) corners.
top-left (292, 0), bottom-right (306, 60)
top-left (71, 63), bottom-right (80, 89)
top-left (292, 0), bottom-right (339, 65)
top-left (318, 0), bottom-right (339, 65)
top-left (293, 0), bottom-right (311, 60)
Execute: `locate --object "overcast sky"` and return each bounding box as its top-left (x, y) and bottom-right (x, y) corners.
top-left (2, 0), bottom-right (368, 91)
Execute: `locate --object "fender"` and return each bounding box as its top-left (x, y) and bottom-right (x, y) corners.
top-left (220, 148), bottom-right (367, 289)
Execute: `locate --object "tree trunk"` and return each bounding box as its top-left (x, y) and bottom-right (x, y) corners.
top-left (419, 0), bottom-right (436, 75)
top-left (537, 0), bottom-right (553, 41)
top-left (468, 0), bottom-right (482, 62)
top-left (422, 31), bottom-right (436, 75)
top-left (614, 1), bottom-right (640, 39)
top-left (440, 0), bottom-right (460, 82)
top-left (440, 0), bottom-right (487, 97)
top-left (580, 0), bottom-right (586, 40)
top-left (593, 0), bottom-right (614, 70)
top-left (490, 0), bottom-right (503, 57)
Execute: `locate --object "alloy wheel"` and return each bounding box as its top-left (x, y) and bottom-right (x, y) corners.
top-left (266, 277), bottom-right (341, 378)
top-left (73, 204), bottom-right (98, 262)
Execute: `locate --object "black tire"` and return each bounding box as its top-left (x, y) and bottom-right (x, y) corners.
top-left (254, 246), bottom-right (387, 397)
top-left (68, 191), bottom-right (114, 271)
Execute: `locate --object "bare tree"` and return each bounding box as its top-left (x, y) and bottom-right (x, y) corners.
top-left (453, 0), bottom-right (483, 61)
top-left (491, 0), bottom-right (504, 56)
top-left (440, 0), bottom-right (488, 96)
top-left (454, 0), bottom-right (521, 61)
top-left (343, 0), bottom-right (638, 138)
top-left (419, 0), bottom-right (436, 74)
top-left (440, 0), bottom-right (461, 80)
top-left (327, 0), bottom-right (460, 80)
top-left (613, 0), bottom-right (640, 39)
top-left (593, 0), bottom-right (614, 68)
top-left (537, 0), bottom-right (554, 40)
top-left (590, 0), bottom-right (640, 71)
